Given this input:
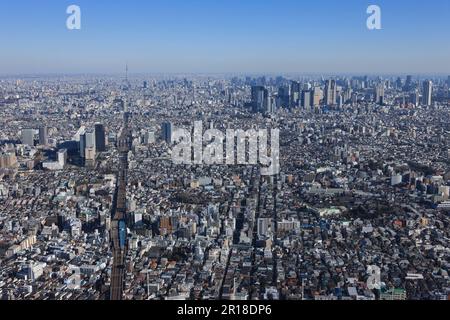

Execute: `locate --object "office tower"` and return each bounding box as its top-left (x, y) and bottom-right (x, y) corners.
top-left (404, 75), bottom-right (413, 92)
top-left (375, 83), bottom-right (385, 105)
top-left (251, 86), bottom-right (270, 113)
top-left (290, 81), bottom-right (301, 108)
top-left (412, 90), bottom-right (420, 107)
top-left (79, 134), bottom-right (86, 158)
top-left (264, 95), bottom-right (276, 115)
top-left (58, 149), bottom-right (68, 168)
top-left (143, 81), bottom-right (148, 89)
top-left (337, 93), bottom-right (344, 108)
top-left (312, 87), bottom-right (322, 106)
top-left (85, 130), bottom-right (96, 150)
top-left (277, 86), bottom-right (290, 108)
top-left (21, 129), bottom-right (35, 147)
top-left (301, 90), bottom-right (312, 110)
top-left (94, 123), bottom-right (106, 152)
top-left (396, 77), bottom-right (403, 90)
top-left (251, 86), bottom-right (265, 113)
top-left (162, 122), bottom-right (173, 144)
top-left (38, 126), bottom-right (48, 146)
top-left (422, 80), bottom-right (433, 106)
top-left (324, 80), bottom-right (337, 105)
top-left (447, 76), bottom-right (450, 87)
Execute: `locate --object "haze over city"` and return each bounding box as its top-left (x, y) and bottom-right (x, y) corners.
top-left (1, 0), bottom-right (450, 74)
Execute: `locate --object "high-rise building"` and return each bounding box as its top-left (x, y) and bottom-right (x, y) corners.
top-left (251, 86), bottom-right (273, 114)
top-left (301, 90), bottom-right (312, 110)
top-left (412, 90), bottom-right (420, 107)
top-left (38, 126), bottom-right (48, 146)
top-left (404, 75), bottom-right (413, 92)
top-left (58, 149), bottom-right (68, 168)
top-left (324, 80), bottom-right (337, 105)
top-left (290, 81), bottom-right (301, 108)
top-left (21, 129), bottom-right (35, 147)
top-left (85, 130), bottom-right (96, 150)
top-left (447, 76), bottom-right (450, 87)
top-left (251, 86), bottom-right (266, 113)
top-left (94, 123), bottom-right (106, 152)
top-left (162, 122), bottom-right (173, 144)
top-left (277, 86), bottom-right (290, 108)
top-left (264, 95), bottom-right (276, 115)
top-left (312, 87), bottom-right (322, 106)
top-left (79, 134), bottom-right (86, 158)
top-left (375, 83), bottom-right (385, 105)
top-left (422, 80), bottom-right (433, 106)
top-left (395, 77), bottom-right (403, 90)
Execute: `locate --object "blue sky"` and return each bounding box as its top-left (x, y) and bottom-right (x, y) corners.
top-left (1, 0), bottom-right (449, 74)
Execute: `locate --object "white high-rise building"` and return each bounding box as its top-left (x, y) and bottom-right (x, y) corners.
top-left (422, 80), bottom-right (433, 106)
top-left (58, 149), bottom-right (67, 168)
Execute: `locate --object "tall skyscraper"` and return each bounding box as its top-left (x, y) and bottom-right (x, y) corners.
top-left (94, 123), bottom-right (106, 152)
top-left (79, 133), bottom-right (86, 158)
top-left (277, 86), bottom-right (290, 109)
top-left (301, 90), bottom-right (312, 110)
top-left (38, 126), bottom-right (48, 146)
top-left (21, 129), bottom-right (35, 147)
top-left (395, 77), bottom-right (403, 90)
top-left (290, 81), bottom-right (301, 108)
top-left (58, 149), bottom-right (68, 168)
top-left (252, 86), bottom-right (267, 113)
top-left (447, 76), bottom-right (450, 87)
top-left (85, 130), bottom-right (96, 150)
top-left (162, 122), bottom-right (173, 144)
top-left (412, 90), bottom-right (420, 107)
top-left (404, 75), bottom-right (413, 92)
top-left (422, 80), bottom-right (433, 106)
top-left (324, 80), bottom-right (337, 106)
top-left (375, 83), bottom-right (385, 105)
top-left (312, 87), bottom-right (322, 106)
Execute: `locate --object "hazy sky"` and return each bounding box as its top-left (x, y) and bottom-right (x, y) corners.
top-left (1, 0), bottom-right (450, 74)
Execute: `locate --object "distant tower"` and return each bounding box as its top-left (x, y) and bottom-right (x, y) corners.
top-left (422, 80), bottom-right (433, 106)
top-left (251, 86), bottom-right (266, 113)
top-left (375, 83), bottom-right (385, 105)
top-left (39, 126), bottom-right (48, 146)
top-left (325, 79), bottom-right (337, 106)
top-left (162, 122), bottom-right (173, 144)
top-left (404, 75), bottom-right (413, 92)
top-left (95, 123), bottom-right (106, 152)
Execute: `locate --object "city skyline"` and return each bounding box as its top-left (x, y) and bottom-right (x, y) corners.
top-left (1, 0), bottom-right (450, 74)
